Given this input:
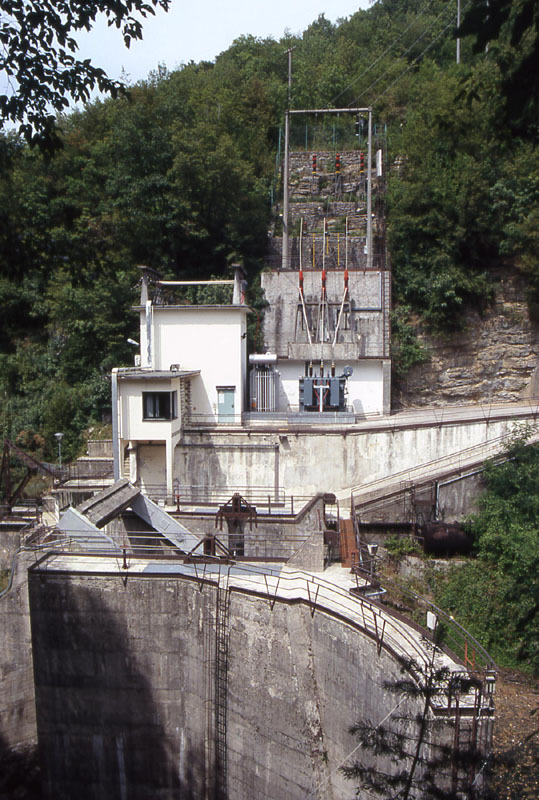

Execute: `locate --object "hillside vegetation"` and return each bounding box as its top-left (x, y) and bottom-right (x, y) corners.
top-left (0, 0), bottom-right (537, 461)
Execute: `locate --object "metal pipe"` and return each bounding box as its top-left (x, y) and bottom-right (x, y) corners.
top-left (299, 217), bottom-right (303, 270)
top-left (157, 280), bottom-right (234, 286)
top-left (145, 300), bottom-right (152, 367)
top-left (111, 369), bottom-right (120, 481)
top-left (456, 0), bottom-right (461, 64)
top-left (367, 107), bottom-right (373, 270)
top-left (282, 110), bottom-right (290, 270)
top-left (289, 107), bottom-right (370, 115)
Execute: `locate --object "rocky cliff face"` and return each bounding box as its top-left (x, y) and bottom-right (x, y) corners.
top-left (394, 270), bottom-right (539, 408)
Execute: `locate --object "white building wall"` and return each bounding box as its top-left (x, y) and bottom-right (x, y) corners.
top-left (347, 361), bottom-right (383, 415)
top-left (148, 307), bottom-right (248, 421)
top-left (118, 377), bottom-right (182, 441)
top-left (138, 445), bottom-right (167, 492)
top-left (274, 360), bottom-right (383, 414)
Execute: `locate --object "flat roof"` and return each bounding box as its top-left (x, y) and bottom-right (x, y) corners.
top-left (133, 304), bottom-right (252, 313)
top-left (115, 368), bottom-right (200, 380)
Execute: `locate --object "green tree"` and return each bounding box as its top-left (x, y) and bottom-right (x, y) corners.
top-left (0, 0), bottom-right (169, 151)
top-left (343, 646), bottom-right (490, 799)
top-left (459, 0), bottom-right (539, 137)
top-left (435, 431), bottom-right (539, 674)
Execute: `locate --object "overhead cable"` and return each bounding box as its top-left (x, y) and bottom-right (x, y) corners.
top-left (331, 0), bottom-right (437, 106)
top-left (351, 0), bottom-right (460, 106)
top-left (371, 0), bottom-right (472, 106)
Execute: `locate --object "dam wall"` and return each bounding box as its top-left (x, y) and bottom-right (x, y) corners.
top-left (0, 550), bottom-right (38, 752)
top-left (28, 558), bottom-right (488, 799)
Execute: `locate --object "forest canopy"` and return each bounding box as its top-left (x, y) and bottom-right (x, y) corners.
top-left (0, 0), bottom-right (170, 151)
top-left (0, 0), bottom-right (537, 461)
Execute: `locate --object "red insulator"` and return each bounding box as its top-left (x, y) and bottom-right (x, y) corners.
top-left (312, 154), bottom-right (317, 175)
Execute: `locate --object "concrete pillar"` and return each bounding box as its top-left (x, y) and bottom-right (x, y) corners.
top-left (165, 432), bottom-right (182, 500)
top-left (127, 441), bottom-right (138, 484)
top-left (382, 359), bottom-right (392, 416)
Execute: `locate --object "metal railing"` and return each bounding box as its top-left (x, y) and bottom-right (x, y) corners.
top-left (140, 484), bottom-right (313, 516)
top-left (350, 551), bottom-right (496, 674)
top-left (30, 547), bottom-right (495, 713)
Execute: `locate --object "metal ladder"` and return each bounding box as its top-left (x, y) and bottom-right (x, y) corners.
top-left (214, 570), bottom-right (231, 799)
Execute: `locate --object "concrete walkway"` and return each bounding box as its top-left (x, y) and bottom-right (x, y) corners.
top-left (336, 412), bottom-right (539, 506)
top-left (32, 553), bottom-right (490, 713)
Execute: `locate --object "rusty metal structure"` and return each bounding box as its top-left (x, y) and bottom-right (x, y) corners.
top-left (0, 439), bottom-right (56, 519)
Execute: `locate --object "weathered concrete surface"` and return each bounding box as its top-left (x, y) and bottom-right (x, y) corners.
top-left (0, 550), bottom-right (37, 750)
top-left (173, 410), bottom-right (530, 499)
top-left (0, 527), bottom-right (22, 570)
top-left (28, 559), bottom-right (488, 800)
top-left (261, 269), bottom-right (389, 360)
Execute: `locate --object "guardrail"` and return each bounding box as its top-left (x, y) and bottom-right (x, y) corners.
top-left (141, 484), bottom-right (313, 516)
top-left (31, 548), bottom-right (495, 714)
top-left (351, 556), bottom-right (495, 674)
top-left (350, 515), bottom-right (495, 673)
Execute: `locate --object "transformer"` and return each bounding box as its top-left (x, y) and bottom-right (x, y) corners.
top-left (299, 376), bottom-right (347, 412)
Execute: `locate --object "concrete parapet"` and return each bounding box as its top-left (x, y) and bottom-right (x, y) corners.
top-left (28, 556), bottom-right (493, 799)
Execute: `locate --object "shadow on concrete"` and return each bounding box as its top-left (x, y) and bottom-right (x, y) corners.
top-left (0, 736), bottom-right (41, 800)
top-left (29, 574), bottom-right (209, 800)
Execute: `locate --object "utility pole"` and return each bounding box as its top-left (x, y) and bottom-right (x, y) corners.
top-left (366, 107), bottom-right (373, 269)
top-left (282, 47), bottom-right (294, 270)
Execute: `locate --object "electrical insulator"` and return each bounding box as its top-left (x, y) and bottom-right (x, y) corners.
top-left (355, 118), bottom-right (360, 138)
top-left (359, 152), bottom-right (365, 173)
top-left (312, 154), bottom-right (317, 175)
top-left (335, 153), bottom-right (341, 174)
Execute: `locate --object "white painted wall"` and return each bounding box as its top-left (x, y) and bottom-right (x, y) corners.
top-left (118, 376), bottom-right (183, 442)
top-left (277, 361), bottom-right (303, 410)
top-left (274, 359), bottom-right (383, 414)
top-left (138, 444), bottom-right (166, 491)
top-left (347, 361), bottom-right (383, 415)
top-left (146, 306), bottom-right (249, 422)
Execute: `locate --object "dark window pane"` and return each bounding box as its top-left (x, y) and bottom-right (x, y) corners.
top-left (143, 391), bottom-right (176, 420)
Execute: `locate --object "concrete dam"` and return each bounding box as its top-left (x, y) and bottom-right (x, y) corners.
top-left (28, 553), bottom-right (494, 799)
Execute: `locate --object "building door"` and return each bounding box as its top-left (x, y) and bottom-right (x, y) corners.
top-left (217, 387), bottom-right (235, 422)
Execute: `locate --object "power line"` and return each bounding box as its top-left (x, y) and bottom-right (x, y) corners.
top-left (351, 1), bottom-right (459, 107)
top-left (371, 0), bottom-right (472, 107)
top-left (331, 0), bottom-right (439, 107)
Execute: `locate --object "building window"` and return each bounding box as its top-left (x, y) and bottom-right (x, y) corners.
top-left (143, 391), bottom-right (177, 420)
